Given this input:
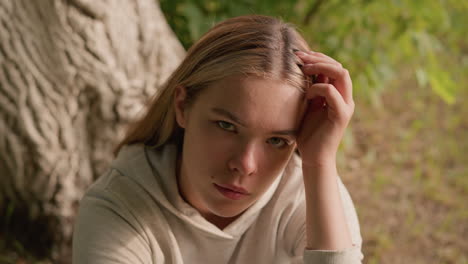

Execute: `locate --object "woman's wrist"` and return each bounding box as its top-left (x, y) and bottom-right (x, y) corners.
top-left (301, 159), bottom-right (353, 250)
top-left (301, 156), bottom-right (337, 172)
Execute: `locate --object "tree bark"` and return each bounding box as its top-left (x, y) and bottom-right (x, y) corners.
top-left (0, 0), bottom-right (184, 261)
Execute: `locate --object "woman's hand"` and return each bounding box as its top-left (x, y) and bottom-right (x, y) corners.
top-left (295, 51), bottom-right (355, 168)
top-left (295, 51), bottom-right (355, 250)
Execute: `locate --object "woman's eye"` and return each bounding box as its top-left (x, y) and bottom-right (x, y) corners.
top-left (217, 121), bottom-right (236, 132)
top-left (267, 137), bottom-right (289, 148)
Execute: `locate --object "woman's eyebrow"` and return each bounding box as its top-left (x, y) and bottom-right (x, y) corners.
top-left (210, 107), bottom-right (297, 137)
top-left (273, 130), bottom-right (297, 137)
top-left (211, 107), bottom-right (246, 126)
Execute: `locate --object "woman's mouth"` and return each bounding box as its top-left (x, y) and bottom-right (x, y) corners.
top-left (213, 183), bottom-right (249, 200)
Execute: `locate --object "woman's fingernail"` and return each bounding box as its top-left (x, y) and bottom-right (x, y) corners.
top-left (295, 51), bottom-right (307, 56)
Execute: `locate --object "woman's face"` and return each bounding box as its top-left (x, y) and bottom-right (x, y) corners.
top-left (174, 74), bottom-right (305, 223)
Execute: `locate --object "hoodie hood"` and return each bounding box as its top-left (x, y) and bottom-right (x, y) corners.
top-left (110, 143), bottom-right (283, 239)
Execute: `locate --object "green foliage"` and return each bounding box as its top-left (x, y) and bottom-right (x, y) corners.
top-left (159, 0), bottom-right (467, 104)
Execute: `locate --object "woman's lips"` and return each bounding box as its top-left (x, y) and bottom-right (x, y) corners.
top-left (213, 183), bottom-right (249, 200)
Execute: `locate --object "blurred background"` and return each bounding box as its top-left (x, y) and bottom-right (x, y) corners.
top-left (158, 0), bottom-right (468, 263)
top-left (1, 0), bottom-right (467, 263)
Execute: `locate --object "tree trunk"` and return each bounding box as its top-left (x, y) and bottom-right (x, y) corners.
top-left (0, 0), bottom-right (184, 261)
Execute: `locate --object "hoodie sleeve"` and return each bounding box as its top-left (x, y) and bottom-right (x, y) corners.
top-left (288, 176), bottom-right (364, 264)
top-left (72, 169), bottom-right (153, 264)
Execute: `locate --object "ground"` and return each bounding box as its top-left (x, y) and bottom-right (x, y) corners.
top-left (339, 77), bottom-right (467, 264)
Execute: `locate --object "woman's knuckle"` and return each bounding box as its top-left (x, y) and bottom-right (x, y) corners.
top-left (324, 84), bottom-right (335, 96)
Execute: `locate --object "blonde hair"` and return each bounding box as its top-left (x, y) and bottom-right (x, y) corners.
top-left (114, 15), bottom-right (311, 156)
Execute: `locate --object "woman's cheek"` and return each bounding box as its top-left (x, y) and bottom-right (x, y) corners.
top-left (201, 121), bottom-right (222, 139)
top-left (266, 147), bottom-right (295, 174)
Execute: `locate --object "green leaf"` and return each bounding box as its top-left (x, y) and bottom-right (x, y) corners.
top-left (181, 2), bottom-right (205, 42)
top-left (428, 68), bottom-right (457, 105)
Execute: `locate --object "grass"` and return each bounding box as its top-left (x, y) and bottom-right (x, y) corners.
top-left (339, 74), bottom-right (468, 263)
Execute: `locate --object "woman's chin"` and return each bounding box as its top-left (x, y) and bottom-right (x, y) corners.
top-left (207, 203), bottom-right (248, 219)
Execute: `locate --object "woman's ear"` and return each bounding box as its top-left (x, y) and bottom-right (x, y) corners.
top-left (174, 85), bottom-right (188, 128)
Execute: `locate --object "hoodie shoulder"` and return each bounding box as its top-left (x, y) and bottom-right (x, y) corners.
top-left (82, 144), bottom-right (167, 211)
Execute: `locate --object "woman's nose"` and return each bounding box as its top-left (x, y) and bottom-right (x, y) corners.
top-left (227, 142), bottom-right (259, 176)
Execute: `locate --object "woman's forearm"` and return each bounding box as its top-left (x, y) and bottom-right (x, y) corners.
top-left (302, 162), bottom-right (353, 250)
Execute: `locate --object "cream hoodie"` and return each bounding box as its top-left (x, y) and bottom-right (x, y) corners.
top-left (72, 143), bottom-right (363, 263)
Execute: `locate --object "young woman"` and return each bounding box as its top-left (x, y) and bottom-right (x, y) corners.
top-left (72, 15), bottom-right (363, 263)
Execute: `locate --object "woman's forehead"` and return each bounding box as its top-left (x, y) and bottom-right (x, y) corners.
top-left (203, 74), bottom-right (304, 101)
top-left (195, 75), bottom-right (306, 129)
